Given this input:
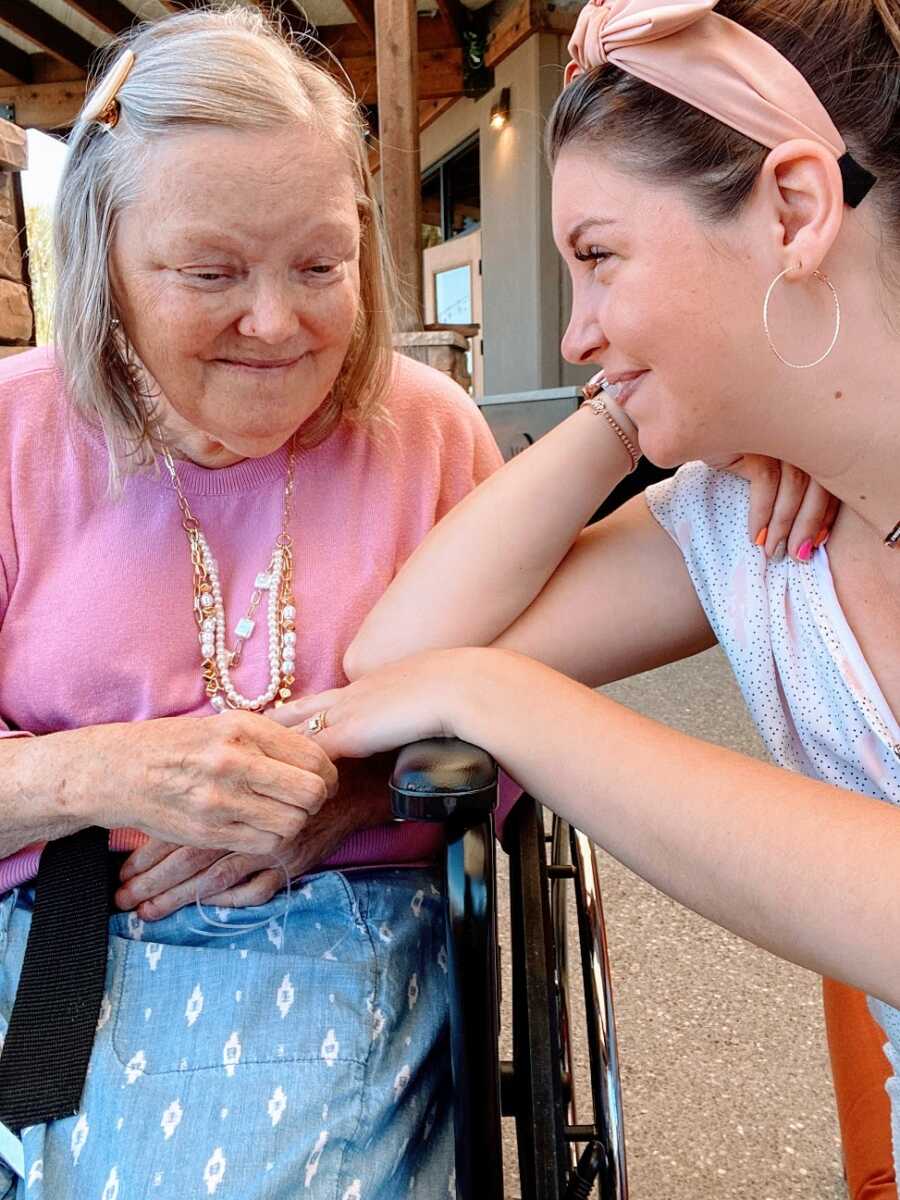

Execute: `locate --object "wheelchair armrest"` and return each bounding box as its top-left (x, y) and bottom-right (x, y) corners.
top-left (390, 738), bottom-right (498, 824)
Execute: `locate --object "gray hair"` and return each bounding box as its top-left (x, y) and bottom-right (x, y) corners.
top-left (53, 3), bottom-right (395, 490)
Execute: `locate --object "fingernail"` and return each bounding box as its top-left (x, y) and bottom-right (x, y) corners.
top-left (772, 539), bottom-right (786, 562)
top-left (754, 526), bottom-right (768, 547)
top-left (796, 539), bottom-right (814, 562)
top-left (814, 527), bottom-right (830, 548)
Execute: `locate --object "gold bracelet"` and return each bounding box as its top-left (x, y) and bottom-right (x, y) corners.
top-left (580, 394), bottom-right (642, 473)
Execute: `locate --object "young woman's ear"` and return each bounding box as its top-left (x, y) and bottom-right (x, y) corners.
top-left (759, 139), bottom-right (844, 276)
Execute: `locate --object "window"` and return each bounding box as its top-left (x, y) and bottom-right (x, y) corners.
top-left (420, 135), bottom-right (480, 246)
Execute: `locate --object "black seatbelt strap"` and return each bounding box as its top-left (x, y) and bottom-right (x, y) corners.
top-left (0, 826), bottom-right (109, 1134)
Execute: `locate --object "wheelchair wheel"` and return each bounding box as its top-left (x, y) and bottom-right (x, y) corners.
top-left (502, 800), bottom-right (628, 1199)
top-left (549, 814), bottom-right (629, 1199)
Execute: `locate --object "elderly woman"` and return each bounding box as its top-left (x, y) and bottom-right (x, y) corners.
top-left (283, 0), bottom-right (900, 1183)
top-left (0, 7), bottom-right (507, 1197)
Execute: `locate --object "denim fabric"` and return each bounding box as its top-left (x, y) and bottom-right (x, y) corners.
top-left (0, 868), bottom-right (453, 1199)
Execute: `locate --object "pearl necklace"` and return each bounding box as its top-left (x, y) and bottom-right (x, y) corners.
top-left (160, 439), bottom-right (298, 713)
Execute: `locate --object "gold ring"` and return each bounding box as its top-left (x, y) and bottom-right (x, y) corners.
top-left (305, 711), bottom-right (327, 736)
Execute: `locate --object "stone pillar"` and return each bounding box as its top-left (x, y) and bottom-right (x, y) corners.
top-left (393, 330), bottom-right (472, 392)
top-left (0, 119), bottom-right (33, 359)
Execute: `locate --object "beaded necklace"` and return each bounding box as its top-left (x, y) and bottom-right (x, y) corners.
top-left (160, 439), bottom-right (298, 713)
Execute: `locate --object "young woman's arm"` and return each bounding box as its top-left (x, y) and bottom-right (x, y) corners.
top-left (345, 404), bottom-right (716, 687)
top-left (280, 647), bottom-right (900, 1009)
top-left (452, 651), bottom-right (900, 1008)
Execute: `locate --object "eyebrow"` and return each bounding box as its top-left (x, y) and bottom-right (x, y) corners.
top-left (171, 220), bottom-right (356, 250)
top-left (566, 218), bottom-right (617, 249)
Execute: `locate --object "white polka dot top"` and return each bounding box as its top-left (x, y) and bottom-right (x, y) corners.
top-left (646, 462), bottom-right (900, 1148)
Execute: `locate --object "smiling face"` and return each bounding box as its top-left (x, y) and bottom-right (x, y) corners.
top-left (553, 146), bottom-right (780, 467)
top-left (110, 125), bottom-right (362, 466)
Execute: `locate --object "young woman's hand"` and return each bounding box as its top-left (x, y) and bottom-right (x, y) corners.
top-left (706, 454), bottom-right (839, 560)
top-left (268, 650), bottom-right (464, 764)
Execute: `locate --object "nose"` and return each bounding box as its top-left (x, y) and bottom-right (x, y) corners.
top-left (236, 278), bottom-right (300, 344)
top-left (561, 291), bottom-right (607, 366)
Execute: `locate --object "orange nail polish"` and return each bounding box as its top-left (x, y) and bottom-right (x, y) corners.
top-left (814, 527), bottom-right (830, 548)
top-left (754, 526), bottom-right (768, 547)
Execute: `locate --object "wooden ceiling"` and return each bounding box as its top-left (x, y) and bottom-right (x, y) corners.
top-left (0, 0), bottom-right (579, 130)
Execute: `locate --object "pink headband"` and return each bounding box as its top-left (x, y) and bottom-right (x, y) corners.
top-left (564, 0), bottom-right (876, 207)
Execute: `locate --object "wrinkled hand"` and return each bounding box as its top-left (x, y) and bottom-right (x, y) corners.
top-left (72, 709), bottom-right (339, 857)
top-left (706, 454), bottom-right (839, 560)
top-left (116, 756), bottom-right (393, 920)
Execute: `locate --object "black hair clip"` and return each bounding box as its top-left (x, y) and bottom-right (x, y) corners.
top-left (838, 152), bottom-right (877, 208)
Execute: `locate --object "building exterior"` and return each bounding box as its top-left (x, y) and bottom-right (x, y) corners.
top-left (419, 31), bottom-right (592, 398)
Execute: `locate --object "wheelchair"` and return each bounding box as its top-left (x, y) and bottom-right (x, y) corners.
top-left (391, 738), bottom-right (628, 1200)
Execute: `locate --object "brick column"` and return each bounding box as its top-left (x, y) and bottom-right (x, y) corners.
top-left (0, 119), bottom-right (33, 358)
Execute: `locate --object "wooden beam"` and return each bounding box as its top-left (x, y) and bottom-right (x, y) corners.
top-left (434, 0), bottom-right (467, 42)
top-left (418, 95), bottom-right (458, 132)
top-left (342, 0), bottom-right (375, 46)
top-left (0, 3), bottom-right (97, 72)
top-left (368, 97), bottom-right (459, 174)
top-left (484, 0), bottom-right (578, 69)
top-left (64, 0), bottom-right (139, 36)
top-left (338, 45), bottom-right (463, 104)
top-left (0, 78), bottom-right (86, 129)
top-left (321, 15), bottom-right (457, 57)
top-left (0, 39), bottom-right (32, 84)
top-left (374, 0), bottom-right (423, 328)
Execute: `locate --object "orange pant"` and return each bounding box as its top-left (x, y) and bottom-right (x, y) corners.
top-left (823, 978), bottom-right (897, 1200)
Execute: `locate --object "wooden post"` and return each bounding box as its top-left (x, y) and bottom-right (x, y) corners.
top-left (0, 118), bottom-right (33, 357)
top-left (374, 0), bottom-right (424, 330)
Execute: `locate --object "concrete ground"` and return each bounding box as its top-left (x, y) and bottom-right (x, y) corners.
top-left (497, 647), bottom-right (847, 1199)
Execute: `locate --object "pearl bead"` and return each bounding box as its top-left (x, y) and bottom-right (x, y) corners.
top-left (282, 605), bottom-right (296, 621)
top-left (284, 631), bottom-right (296, 646)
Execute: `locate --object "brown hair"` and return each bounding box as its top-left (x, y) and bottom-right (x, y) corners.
top-left (548, 1), bottom-right (900, 268)
top-left (54, 3), bottom-right (395, 491)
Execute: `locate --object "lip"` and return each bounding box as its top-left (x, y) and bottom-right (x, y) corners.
top-left (216, 356), bottom-right (305, 371)
top-left (603, 369), bottom-right (648, 407)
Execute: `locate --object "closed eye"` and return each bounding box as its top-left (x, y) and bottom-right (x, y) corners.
top-left (573, 246), bottom-right (611, 265)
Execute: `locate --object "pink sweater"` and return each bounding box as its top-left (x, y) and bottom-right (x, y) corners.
top-left (0, 346), bottom-right (506, 890)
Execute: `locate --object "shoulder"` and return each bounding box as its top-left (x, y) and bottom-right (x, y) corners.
top-left (383, 351), bottom-right (486, 434)
top-left (370, 352), bottom-right (501, 481)
top-left (644, 461), bottom-right (768, 646)
top-left (645, 461), bottom-right (751, 562)
top-left (0, 344), bottom-right (63, 393)
top-left (0, 345), bottom-right (68, 433)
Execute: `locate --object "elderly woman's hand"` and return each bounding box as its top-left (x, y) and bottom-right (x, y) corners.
top-left (36, 710), bottom-right (339, 859)
top-left (707, 454), bottom-right (839, 559)
top-left (114, 755), bottom-right (394, 920)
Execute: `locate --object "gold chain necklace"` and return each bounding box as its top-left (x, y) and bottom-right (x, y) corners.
top-left (160, 439), bottom-right (298, 712)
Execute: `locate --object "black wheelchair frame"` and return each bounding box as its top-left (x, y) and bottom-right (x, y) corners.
top-left (391, 738), bottom-right (629, 1200)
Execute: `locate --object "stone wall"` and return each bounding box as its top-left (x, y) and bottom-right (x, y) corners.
top-left (393, 330), bottom-right (472, 392)
top-left (0, 119), bottom-right (32, 359)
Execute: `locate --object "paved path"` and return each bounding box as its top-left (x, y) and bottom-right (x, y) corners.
top-left (498, 647), bottom-right (846, 1199)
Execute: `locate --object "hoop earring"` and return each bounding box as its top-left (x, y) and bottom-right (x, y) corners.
top-left (762, 267), bottom-right (841, 370)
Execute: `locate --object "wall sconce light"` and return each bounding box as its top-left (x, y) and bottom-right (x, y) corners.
top-left (490, 87), bottom-right (511, 130)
